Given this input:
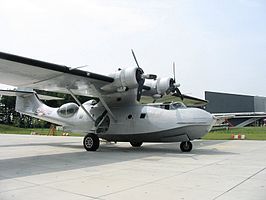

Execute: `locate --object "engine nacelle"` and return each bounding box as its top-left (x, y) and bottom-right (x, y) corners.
top-left (143, 77), bottom-right (174, 96)
top-left (156, 77), bottom-right (173, 95)
top-left (101, 67), bottom-right (143, 92)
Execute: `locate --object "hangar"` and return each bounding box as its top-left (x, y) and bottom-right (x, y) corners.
top-left (205, 91), bottom-right (266, 127)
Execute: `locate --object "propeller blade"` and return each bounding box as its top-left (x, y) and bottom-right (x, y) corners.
top-left (131, 49), bottom-right (140, 69)
top-left (169, 78), bottom-right (175, 91)
top-left (131, 49), bottom-right (146, 101)
top-left (137, 79), bottom-right (145, 101)
top-left (171, 61), bottom-right (183, 100)
top-left (130, 49), bottom-right (157, 101)
top-left (174, 88), bottom-right (184, 101)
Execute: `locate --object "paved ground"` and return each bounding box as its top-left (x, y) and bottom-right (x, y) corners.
top-left (0, 134), bottom-right (265, 200)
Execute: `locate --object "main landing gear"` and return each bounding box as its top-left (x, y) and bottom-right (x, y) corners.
top-left (130, 141), bottom-right (143, 147)
top-left (180, 141), bottom-right (193, 152)
top-left (82, 134), bottom-right (193, 152)
top-left (83, 133), bottom-right (99, 151)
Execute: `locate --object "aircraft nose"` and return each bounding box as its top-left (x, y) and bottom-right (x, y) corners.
top-left (195, 109), bottom-right (216, 131)
top-left (181, 108), bottom-right (215, 125)
top-left (207, 112), bottom-right (217, 131)
top-left (177, 108), bottom-right (217, 139)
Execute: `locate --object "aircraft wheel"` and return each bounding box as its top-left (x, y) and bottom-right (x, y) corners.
top-left (83, 133), bottom-right (99, 151)
top-left (180, 141), bottom-right (193, 152)
top-left (130, 141), bottom-right (143, 147)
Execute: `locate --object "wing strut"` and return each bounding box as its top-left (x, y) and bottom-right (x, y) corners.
top-left (90, 85), bottom-right (117, 122)
top-left (67, 88), bottom-right (95, 122)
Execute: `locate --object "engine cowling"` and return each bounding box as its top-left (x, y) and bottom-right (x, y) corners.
top-left (101, 67), bottom-right (144, 92)
top-left (143, 77), bottom-right (175, 96)
top-left (156, 77), bottom-right (174, 95)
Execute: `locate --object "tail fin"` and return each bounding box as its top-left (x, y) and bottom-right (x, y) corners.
top-left (0, 89), bottom-right (61, 116)
top-left (0, 89), bottom-right (94, 131)
top-left (15, 90), bottom-right (42, 115)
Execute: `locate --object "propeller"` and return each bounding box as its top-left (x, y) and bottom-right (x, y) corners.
top-left (131, 49), bottom-right (157, 101)
top-left (131, 49), bottom-right (145, 101)
top-left (131, 49), bottom-right (141, 69)
top-left (170, 62), bottom-right (183, 100)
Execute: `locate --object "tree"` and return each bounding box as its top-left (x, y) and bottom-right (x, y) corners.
top-left (0, 96), bottom-right (16, 124)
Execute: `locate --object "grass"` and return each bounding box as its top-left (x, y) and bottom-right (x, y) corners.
top-left (0, 124), bottom-right (82, 136)
top-left (203, 127), bottom-right (266, 140)
top-left (1, 124), bottom-right (266, 140)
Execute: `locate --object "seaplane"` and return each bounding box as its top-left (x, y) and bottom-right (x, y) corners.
top-left (0, 50), bottom-right (216, 152)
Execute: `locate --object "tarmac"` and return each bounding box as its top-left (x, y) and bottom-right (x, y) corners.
top-left (0, 134), bottom-right (266, 200)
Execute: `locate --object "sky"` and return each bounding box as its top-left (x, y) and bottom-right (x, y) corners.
top-left (0, 0), bottom-right (265, 98)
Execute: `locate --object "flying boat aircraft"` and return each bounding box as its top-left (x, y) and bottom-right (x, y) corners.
top-left (0, 50), bottom-right (216, 152)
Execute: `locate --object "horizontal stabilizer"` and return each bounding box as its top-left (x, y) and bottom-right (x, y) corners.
top-left (0, 89), bottom-right (63, 100)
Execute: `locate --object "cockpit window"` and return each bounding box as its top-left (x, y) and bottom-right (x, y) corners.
top-left (147, 102), bottom-right (187, 110)
top-left (156, 102), bottom-right (186, 110)
top-left (58, 103), bottom-right (79, 118)
top-left (170, 102), bottom-right (186, 110)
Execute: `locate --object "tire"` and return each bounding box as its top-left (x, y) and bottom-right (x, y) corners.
top-left (130, 141), bottom-right (143, 147)
top-left (83, 133), bottom-right (100, 151)
top-left (180, 141), bottom-right (193, 152)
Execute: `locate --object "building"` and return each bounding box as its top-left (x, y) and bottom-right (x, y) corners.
top-left (205, 91), bottom-right (266, 127)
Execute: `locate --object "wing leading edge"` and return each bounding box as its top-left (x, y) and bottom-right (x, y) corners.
top-left (140, 94), bottom-right (208, 107)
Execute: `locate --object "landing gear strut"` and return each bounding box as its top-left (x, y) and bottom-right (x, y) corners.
top-left (83, 133), bottom-right (99, 151)
top-left (180, 141), bottom-right (193, 152)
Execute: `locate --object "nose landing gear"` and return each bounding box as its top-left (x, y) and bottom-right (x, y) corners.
top-left (180, 141), bottom-right (193, 152)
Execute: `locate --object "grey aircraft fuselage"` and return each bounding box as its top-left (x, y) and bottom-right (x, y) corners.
top-left (18, 93), bottom-right (215, 144)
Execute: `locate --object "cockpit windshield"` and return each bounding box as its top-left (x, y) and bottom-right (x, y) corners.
top-left (169, 102), bottom-right (186, 110)
top-left (150, 102), bottom-right (186, 110)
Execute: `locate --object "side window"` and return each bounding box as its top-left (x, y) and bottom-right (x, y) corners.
top-left (140, 113), bottom-right (146, 119)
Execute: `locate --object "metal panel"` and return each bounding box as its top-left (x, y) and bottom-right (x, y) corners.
top-left (254, 96), bottom-right (266, 112)
top-left (205, 91), bottom-right (254, 113)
